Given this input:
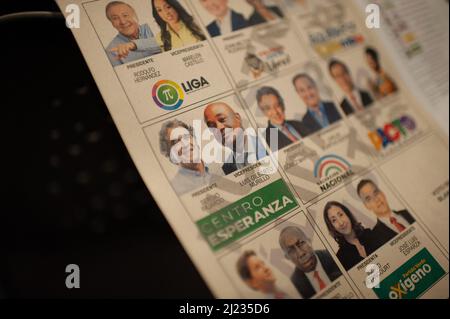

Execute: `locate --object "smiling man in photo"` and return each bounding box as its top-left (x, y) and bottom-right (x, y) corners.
top-left (105, 1), bottom-right (161, 66)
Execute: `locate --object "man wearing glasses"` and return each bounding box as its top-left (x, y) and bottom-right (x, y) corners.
top-left (279, 226), bottom-right (342, 299)
top-left (357, 179), bottom-right (415, 235)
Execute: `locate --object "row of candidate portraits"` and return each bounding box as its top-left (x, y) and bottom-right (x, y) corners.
top-left (255, 47), bottom-right (398, 152)
top-left (100, 0), bottom-right (284, 66)
top-left (157, 50), bottom-right (398, 195)
top-left (158, 101), bottom-right (268, 195)
top-left (234, 178), bottom-right (415, 299)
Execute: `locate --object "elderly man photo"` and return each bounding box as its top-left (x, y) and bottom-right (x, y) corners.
top-left (105, 1), bottom-right (161, 66)
top-left (279, 226), bottom-right (342, 298)
top-left (159, 119), bottom-right (212, 195)
top-left (199, 0), bottom-right (248, 37)
top-left (293, 73), bottom-right (342, 135)
top-left (256, 86), bottom-right (310, 152)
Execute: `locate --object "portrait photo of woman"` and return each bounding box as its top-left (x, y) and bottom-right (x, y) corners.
top-left (152, 0), bottom-right (207, 51)
top-left (323, 201), bottom-right (395, 271)
top-left (365, 46), bottom-right (398, 99)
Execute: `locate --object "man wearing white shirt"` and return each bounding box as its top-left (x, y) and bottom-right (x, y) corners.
top-left (200, 0), bottom-right (248, 37)
top-left (357, 179), bottom-right (416, 235)
top-left (279, 226), bottom-right (342, 299)
top-left (329, 59), bottom-right (374, 116)
top-left (204, 102), bottom-right (265, 175)
top-left (159, 119), bottom-right (213, 196)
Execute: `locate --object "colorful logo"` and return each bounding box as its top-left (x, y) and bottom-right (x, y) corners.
top-left (152, 80), bottom-right (184, 111)
top-left (368, 115), bottom-right (416, 151)
top-left (374, 248), bottom-right (445, 299)
top-left (314, 154), bottom-right (352, 179)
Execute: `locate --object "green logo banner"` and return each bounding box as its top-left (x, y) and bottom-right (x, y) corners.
top-left (197, 179), bottom-right (298, 251)
top-left (375, 248), bottom-right (446, 299)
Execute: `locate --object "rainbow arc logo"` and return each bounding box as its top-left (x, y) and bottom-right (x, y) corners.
top-left (314, 154), bottom-right (352, 179)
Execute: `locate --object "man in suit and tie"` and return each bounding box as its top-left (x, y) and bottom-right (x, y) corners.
top-left (200, 0), bottom-right (248, 37)
top-left (357, 179), bottom-right (416, 235)
top-left (256, 86), bottom-right (310, 152)
top-left (204, 102), bottom-right (262, 175)
top-left (293, 73), bottom-right (342, 135)
top-left (329, 59), bottom-right (374, 116)
top-left (279, 226), bottom-right (342, 299)
top-left (246, 0), bottom-right (284, 26)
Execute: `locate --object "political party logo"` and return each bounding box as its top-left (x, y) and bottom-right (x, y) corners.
top-left (304, 2), bottom-right (365, 57)
top-left (152, 77), bottom-right (210, 111)
top-left (152, 80), bottom-right (184, 111)
top-left (197, 179), bottom-right (297, 251)
top-left (374, 248), bottom-right (445, 299)
top-left (314, 154), bottom-right (354, 192)
top-left (368, 115), bottom-right (416, 151)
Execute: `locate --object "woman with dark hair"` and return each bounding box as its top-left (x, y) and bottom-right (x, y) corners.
top-left (365, 46), bottom-right (398, 98)
top-left (152, 0), bottom-right (206, 51)
top-left (323, 201), bottom-right (391, 270)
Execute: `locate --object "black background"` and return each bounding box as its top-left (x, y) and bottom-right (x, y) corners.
top-left (1, 0), bottom-right (212, 298)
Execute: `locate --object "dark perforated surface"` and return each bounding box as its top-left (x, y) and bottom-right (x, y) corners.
top-left (1, 0), bottom-right (212, 298)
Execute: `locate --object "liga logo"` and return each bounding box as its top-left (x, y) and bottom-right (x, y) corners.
top-left (314, 154), bottom-right (352, 179)
top-left (314, 154), bottom-right (354, 192)
top-left (152, 80), bottom-right (184, 111)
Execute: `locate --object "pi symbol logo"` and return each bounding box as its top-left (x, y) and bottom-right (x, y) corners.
top-left (152, 80), bottom-right (184, 111)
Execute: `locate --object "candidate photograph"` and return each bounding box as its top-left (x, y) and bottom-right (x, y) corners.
top-left (159, 119), bottom-right (215, 196)
top-left (256, 86), bottom-right (311, 152)
top-left (151, 0), bottom-right (207, 52)
top-left (328, 58), bottom-right (375, 116)
top-left (236, 250), bottom-right (292, 299)
top-left (221, 213), bottom-right (349, 299)
top-left (204, 101), bottom-right (266, 175)
top-left (322, 200), bottom-right (395, 271)
top-left (292, 73), bottom-right (342, 135)
top-left (310, 176), bottom-right (416, 271)
top-left (89, 0), bottom-right (207, 67)
top-left (279, 225), bottom-right (342, 298)
top-left (104, 1), bottom-right (162, 66)
top-left (195, 0), bottom-right (284, 38)
top-left (364, 46), bottom-right (399, 100)
top-left (247, 70), bottom-right (344, 153)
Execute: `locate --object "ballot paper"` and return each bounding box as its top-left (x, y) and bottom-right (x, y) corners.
top-left (56, 0), bottom-right (449, 299)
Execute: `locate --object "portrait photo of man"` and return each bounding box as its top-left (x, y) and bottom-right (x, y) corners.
top-left (246, 0), bottom-right (284, 27)
top-left (256, 86), bottom-right (310, 152)
top-left (199, 0), bottom-right (249, 37)
top-left (105, 1), bottom-right (162, 66)
top-left (293, 73), bottom-right (342, 135)
top-left (329, 59), bottom-right (374, 116)
top-left (198, 0), bottom-right (283, 37)
top-left (159, 119), bottom-right (212, 196)
top-left (357, 179), bottom-right (416, 235)
top-left (236, 250), bottom-right (289, 299)
top-left (279, 226), bottom-right (342, 299)
top-left (245, 53), bottom-right (265, 79)
top-left (204, 102), bottom-right (264, 175)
